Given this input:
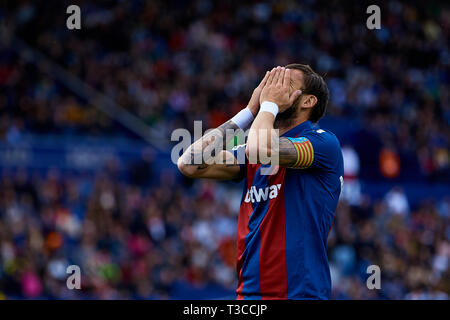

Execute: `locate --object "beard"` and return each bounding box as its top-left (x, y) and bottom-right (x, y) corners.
top-left (274, 102), bottom-right (299, 129)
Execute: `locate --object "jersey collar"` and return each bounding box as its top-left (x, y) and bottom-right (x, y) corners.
top-left (281, 120), bottom-right (314, 138)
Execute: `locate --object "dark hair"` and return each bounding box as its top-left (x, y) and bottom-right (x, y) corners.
top-left (285, 63), bottom-right (329, 123)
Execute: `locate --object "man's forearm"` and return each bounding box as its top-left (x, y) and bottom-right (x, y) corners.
top-left (183, 119), bottom-right (240, 170)
top-left (246, 102), bottom-right (277, 161)
top-left (179, 106), bottom-right (254, 169)
top-left (246, 101), bottom-right (300, 167)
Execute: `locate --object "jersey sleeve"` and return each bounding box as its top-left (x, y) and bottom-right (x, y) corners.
top-left (287, 130), bottom-right (341, 171)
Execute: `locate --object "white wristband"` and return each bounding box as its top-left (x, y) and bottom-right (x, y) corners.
top-left (260, 101), bottom-right (279, 117)
top-left (231, 106), bottom-right (254, 129)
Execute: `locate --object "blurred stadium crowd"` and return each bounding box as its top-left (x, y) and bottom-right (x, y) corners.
top-left (0, 0), bottom-right (449, 299)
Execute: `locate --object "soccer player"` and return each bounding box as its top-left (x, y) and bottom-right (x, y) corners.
top-left (178, 64), bottom-right (344, 300)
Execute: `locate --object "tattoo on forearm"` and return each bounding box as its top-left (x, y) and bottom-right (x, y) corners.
top-left (184, 120), bottom-right (240, 169)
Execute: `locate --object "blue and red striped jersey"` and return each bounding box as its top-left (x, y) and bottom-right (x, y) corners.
top-left (232, 120), bottom-right (344, 300)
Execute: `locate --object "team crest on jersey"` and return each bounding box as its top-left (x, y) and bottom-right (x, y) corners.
top-left (244, 184), bottom-right (282, 203)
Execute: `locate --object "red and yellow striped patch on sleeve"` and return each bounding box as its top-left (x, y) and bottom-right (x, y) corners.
top-left (288, 137), bottom-right (314, 168)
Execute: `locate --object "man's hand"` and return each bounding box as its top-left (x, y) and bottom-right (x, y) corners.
top-left (247, 71), bottom-right (270, 116)
top-left (260, 67), bottom-right (302, 112)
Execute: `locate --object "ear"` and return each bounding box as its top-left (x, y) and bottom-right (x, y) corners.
top-left (300, 94), bottom-right (318, 110)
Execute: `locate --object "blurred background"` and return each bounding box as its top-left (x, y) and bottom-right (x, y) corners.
top-left (0, 0), bottom-right (449, 299)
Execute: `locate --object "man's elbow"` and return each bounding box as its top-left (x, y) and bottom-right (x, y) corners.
top-left (177, 157), bottom-right (198, 178)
